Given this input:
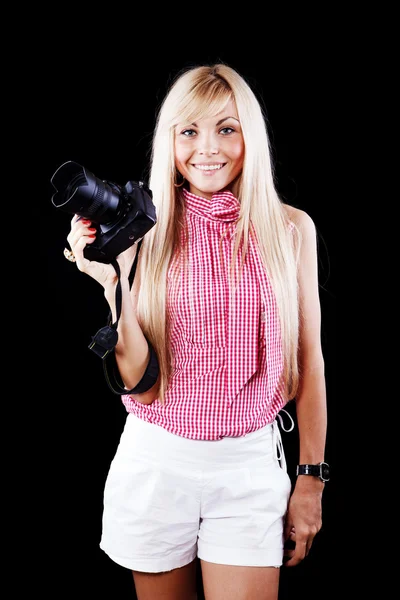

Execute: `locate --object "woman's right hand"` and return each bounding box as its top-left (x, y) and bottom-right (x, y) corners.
top-left (67, 214), bottom-right (140, 296)
top-left (66, 215), bottom-right (119, 291)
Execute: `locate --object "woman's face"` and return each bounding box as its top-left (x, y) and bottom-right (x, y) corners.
top-left (174, 99), bottom-right (244, 199)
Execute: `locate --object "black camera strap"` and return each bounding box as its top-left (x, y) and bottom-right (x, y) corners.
top-left (88, 239), bottom-right (160, 395)
top-left (88, 239), bottom-right (143, 358)
top-left (88, 256), bottom-right (125, 360)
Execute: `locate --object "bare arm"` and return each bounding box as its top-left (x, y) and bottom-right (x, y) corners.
top-left (283, 208), bottom-right (328, 566)
top-left (104, 244), bottom-right (160, 405)
top-left (295, 210), bottom-right (327, 466)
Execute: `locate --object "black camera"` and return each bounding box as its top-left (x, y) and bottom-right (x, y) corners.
top-left (50, 160), bottom-right (156, 263)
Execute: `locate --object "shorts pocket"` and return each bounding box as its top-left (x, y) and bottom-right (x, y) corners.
top-left (247, 462), bottom-right (291, 521)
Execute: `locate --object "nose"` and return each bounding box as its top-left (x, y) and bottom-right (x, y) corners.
top-left (197, 132), bottom-right (219, 155)
top-left (199, 146), bottom-right (218, 155)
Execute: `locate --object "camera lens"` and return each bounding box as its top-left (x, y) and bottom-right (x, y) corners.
top-left (50, 161), bottom-right (121, 224)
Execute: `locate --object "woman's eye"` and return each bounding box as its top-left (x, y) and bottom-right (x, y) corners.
top-left (180, 126), bottom-right (235, 137)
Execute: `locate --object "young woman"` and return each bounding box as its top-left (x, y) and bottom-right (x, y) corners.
top-left (66, 63), bottom-right (328, 600)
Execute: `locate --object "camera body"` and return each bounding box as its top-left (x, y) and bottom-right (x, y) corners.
top-left (81, 178), bottom-right (155, 263)
top-left (51, 161), bottom-right (156, 263)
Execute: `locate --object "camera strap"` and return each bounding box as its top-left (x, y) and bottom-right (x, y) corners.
top-left (88, 240), bottom-right (143, 359)
top-left (87, 240), bottom-right (159, 396)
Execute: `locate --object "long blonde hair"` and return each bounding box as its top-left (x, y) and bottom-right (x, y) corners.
top-left (136, 63), bottom-right (301, 405)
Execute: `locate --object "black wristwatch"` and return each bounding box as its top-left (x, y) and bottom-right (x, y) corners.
top-left (296, 462), bottom-right (330, 482)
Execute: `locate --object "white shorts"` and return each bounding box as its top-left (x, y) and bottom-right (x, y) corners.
top-left (100, 413), bottom-right (292, 573)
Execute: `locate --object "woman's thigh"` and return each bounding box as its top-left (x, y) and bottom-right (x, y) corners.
top-left (132, 558), bottom-right (198, 600)
top-left (200, 560), bottom-right (280, 600)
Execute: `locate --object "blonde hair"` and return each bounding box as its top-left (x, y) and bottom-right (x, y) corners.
top-left (136, 63), bottom-right (301, 405)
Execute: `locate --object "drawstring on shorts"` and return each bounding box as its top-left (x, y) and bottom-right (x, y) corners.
top-left (272, 409), bottom-right (294, 471)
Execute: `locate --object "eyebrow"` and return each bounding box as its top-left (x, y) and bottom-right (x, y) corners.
top-left (190, 116), bottom-right (240, 127)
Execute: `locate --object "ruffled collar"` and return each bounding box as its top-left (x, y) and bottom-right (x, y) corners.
top-left (182, 187), bottom-right (240, 223)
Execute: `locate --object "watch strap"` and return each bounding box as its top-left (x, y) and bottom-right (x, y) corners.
top-left (296, 462), bottom-right (330, 482)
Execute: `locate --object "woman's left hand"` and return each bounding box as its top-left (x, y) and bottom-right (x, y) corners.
top-left (283, 477), bottom-right (324, 566)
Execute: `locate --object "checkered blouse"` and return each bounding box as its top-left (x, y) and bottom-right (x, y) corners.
top-left (121, 188), bottom-right (287, 440)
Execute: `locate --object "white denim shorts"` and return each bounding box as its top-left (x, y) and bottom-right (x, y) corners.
top-left (100, 412), bottom-right (293, 573)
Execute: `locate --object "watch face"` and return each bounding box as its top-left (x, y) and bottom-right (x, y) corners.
top-left (320, 462), bottom-right (330, 481)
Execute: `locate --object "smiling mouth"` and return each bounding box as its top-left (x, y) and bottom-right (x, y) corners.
top-left (191, 163), bottom-right (227, 171)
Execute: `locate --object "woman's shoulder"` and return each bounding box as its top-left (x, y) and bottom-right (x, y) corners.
top-left (282, 203), bottom-right (316, 233)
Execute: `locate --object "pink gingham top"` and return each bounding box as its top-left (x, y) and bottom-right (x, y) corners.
top-left (121, 188), bottom-right (287, 440)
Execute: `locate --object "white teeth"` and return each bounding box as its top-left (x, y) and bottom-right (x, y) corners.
top-left (194, 164), bottom-right (224, 171)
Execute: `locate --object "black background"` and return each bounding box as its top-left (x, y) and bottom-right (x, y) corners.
top-left (42, 41), bottom-right (338, 599)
